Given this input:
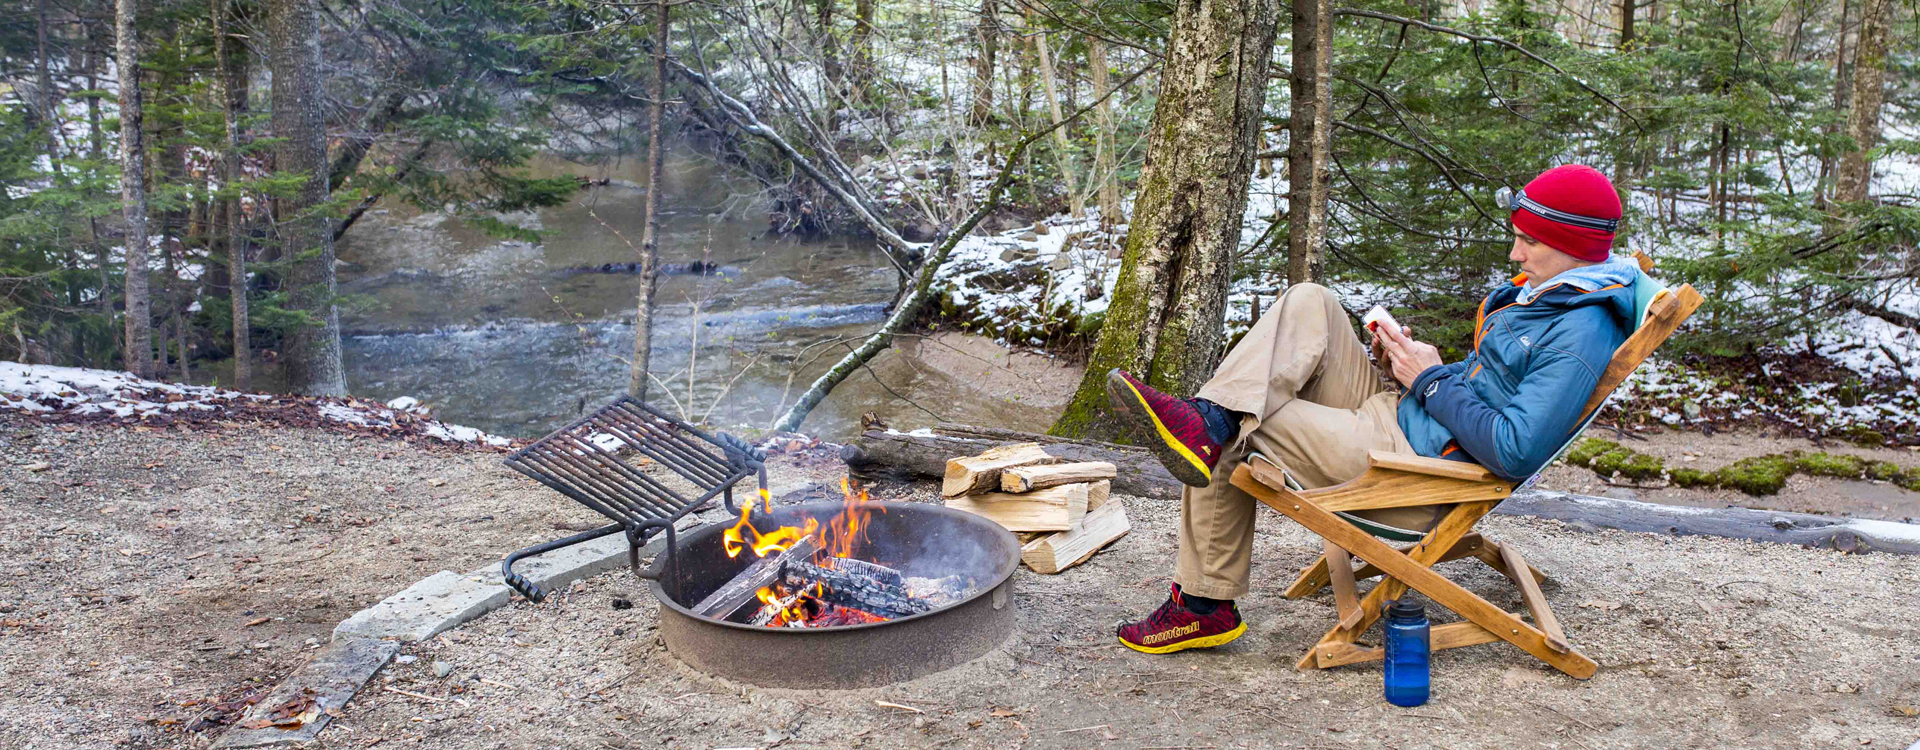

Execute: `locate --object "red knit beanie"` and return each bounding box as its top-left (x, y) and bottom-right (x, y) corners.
top-left (1509, 165), bottom-right (1622, 262)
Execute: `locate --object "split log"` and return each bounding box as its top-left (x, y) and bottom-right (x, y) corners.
top-left (946, 483), bottom-right (1090, 531)
top-left (943, 443), bottom-right (1060, 497)
top-left (1085, 479), bottom-right (1112, 510)
top-left (1021, 498), bottom-right (1131, 574)
top-left (843, 425), bottom-right (1177, 498)
top-left (1002, 462), bottom-right (1117, 493)
top-left (1501, 490), bottom-right (1920, 556)
top-left (693, 536), bottom-right (822, 618)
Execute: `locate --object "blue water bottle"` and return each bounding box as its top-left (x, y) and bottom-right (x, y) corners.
top-left (1382, 595), bottom-right (1431, 707)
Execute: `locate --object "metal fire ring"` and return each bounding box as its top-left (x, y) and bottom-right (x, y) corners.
top-left (650, 501), bottom-right (1021, 689)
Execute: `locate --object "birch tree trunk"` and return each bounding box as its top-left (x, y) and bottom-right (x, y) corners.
top-left (116, 0), bottom-right (152, 378)
top-left (1833, 0), bottom-right (1889, 205)
top-left (1050, 0), bottom-right (1280, 440)
top-left (1086, 17), bottom-right (1119, 224)
top-left (270, 0), bottom-right (347, 394)
top-left (1286, 0), bottom-right (1331, 286)
top-left (214, 0), bottom-right (250, 389)
top-left (971, 0), bottom-right (997, 124)
top-left (628, 0), bottom-right (670, 401)
top-left (1029, 19), bottom-right (1083, 217)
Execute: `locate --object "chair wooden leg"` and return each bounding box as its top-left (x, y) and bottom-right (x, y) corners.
top-left (1231, 465), bottom-right (1597, 679)
top-left (1322, 541), bottom-right (1363, 631)
top-left (1289, 503), bottom-right (1495, 670)
top-left (1475, 539), bottom-right (1549, 586)
top-left (1288, 532), bottom-right (1543, 598)
top-left (1498, 544), bottom-right (1570, 653)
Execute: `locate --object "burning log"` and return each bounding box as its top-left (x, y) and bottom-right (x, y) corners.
top-left (820, 555), bottom-right (906, 588)
top-left (1020, 497), bottom-right (1130, 574)
top-left (942, 443), bottom-right (1061, 497)
top-left (780, 559), bottom-right (933, 619)
top-left (1001, 461), bottom-right (1117, 493)
top-left (693, 535), bottom-right (823, 618)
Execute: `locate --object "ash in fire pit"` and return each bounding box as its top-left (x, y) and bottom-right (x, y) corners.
top-left (699, 480), bottom-right (985, 628)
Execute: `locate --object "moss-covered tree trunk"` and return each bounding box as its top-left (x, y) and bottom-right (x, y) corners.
top-left (1049, 0), bottom-right (1279, 441)
top-left (1833, 0), bottom-right (1889, 205)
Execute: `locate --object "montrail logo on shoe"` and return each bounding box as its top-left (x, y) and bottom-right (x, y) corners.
top-left (1141, 622), bottom-right (1201, 644)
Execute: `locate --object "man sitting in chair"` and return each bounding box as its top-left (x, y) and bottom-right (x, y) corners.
top-left (1105, 164), bottom-right (1640, 654)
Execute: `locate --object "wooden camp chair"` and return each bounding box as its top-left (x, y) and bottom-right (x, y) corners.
top-left (1231, 258), bottom-right (1702, 679)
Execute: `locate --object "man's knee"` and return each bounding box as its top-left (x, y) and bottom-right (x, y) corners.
top-left (1279, 282), bottom-right (1341, 313)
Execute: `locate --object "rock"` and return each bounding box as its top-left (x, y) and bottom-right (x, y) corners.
top-left (902, 220), bottom-right (940, 242)
top-left (24, 462), bottom-right (51, 472)
top-left (611, 598), bottom-right (633, 610)
top-left (432, 660), bottom-right (454, 678)
top-left (1049, 253), bottom-right (1072, 272)
top-left (1601, 487), bottom-right (1638, 502)
top-left (396, 655), bottom-right (419, 665)
top-left (1033, 223), bottom-right (1050, 235)
top-left (1017, 232), bottom-right (1038, 242)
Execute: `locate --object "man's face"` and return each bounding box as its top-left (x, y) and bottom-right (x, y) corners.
top-left (1508, 230), bottom-right (1568, 281)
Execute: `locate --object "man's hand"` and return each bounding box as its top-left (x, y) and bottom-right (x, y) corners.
top-left (1374, 323), bottom-right (1445, 388)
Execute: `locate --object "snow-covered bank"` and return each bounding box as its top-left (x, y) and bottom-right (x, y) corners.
top-left (0, 362), bottom-right (513, 448)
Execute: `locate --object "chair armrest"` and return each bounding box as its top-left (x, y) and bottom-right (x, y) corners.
top-left (1366, 451), bottom-right (1503, 484)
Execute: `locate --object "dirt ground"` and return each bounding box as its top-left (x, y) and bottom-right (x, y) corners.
top-left (336, 484), bottom-right (1919, 750)
top-left (5, 416), bottom-right (1919, 750)
top-left (0, 415), bottom-right (842, 749)
top-left (1531, 427), bottom-right (1920, 523)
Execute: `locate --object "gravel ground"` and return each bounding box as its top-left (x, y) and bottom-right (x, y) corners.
top-left (335, 482), bottom-right (1920, 750)
top-left (0, 414), bottom-right (840, 750)
top-left (6, 416), bottom-right (1918, 750)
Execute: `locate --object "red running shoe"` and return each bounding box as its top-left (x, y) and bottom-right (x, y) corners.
top-left (1105, 369), bottom-right (1223, 487)
top-left (1116, 584), bottom-right (1247, 654)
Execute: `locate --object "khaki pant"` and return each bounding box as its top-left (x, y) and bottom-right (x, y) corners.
top-left (1173, 283), bottom-right (1440, 601)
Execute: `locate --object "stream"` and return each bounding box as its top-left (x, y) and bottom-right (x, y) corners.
top-left (332, 152), bottom-right (1075, 440)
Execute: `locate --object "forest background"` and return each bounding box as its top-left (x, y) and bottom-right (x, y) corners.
top-left (1, 0), bottom-right (1916, 444)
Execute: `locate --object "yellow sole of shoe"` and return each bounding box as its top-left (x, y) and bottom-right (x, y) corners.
top-left (1118, 621), bottom-right (1248, 654)
top-left (1106, 372), bottom-right (1212, 486)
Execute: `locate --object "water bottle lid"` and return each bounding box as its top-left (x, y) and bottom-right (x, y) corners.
top-left (1387, 595), bottom-right (1425, 619)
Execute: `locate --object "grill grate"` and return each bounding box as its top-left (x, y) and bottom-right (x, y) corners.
top-left (499, 396), bottom-right (763, 601)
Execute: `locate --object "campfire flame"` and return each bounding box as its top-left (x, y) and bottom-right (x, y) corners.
top-left (723, 477), bottom-right (879, 560)
top-left (725, 477), bottom-right (894, 627)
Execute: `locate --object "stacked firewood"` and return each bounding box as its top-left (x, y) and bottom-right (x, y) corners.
top-left (941, 443), bottom-right (1131, 574)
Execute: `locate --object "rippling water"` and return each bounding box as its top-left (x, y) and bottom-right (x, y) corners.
top-left (330, 151), bottom-right (1055, 439)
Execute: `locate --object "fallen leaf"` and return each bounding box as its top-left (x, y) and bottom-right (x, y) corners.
top-left (1889, 705), bottom-right (1919, 718)
top-left (427, 478), bottom-right (447, 487)
top-left (1581, 599), bottom-right (1623, 611)
top-left (990, 708), bottom-right (1019, 718)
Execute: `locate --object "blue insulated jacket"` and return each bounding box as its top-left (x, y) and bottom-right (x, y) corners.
top-left (1396, 274), bottom-right (1637, 482)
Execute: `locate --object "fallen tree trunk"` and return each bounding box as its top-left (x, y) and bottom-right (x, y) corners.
top-left (841, 425), bottom-right (1178, 498)
top-left (1501, 490), bottom-right (1920, 556)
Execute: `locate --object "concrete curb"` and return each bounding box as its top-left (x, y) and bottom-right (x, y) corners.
top-left (212, 481), bottom-right (826, 748)
top-left (210, 637), bottom-right (400, 749)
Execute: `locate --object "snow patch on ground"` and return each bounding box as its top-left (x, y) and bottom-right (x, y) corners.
top-left (0, 362), bottom-right (512, 447)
